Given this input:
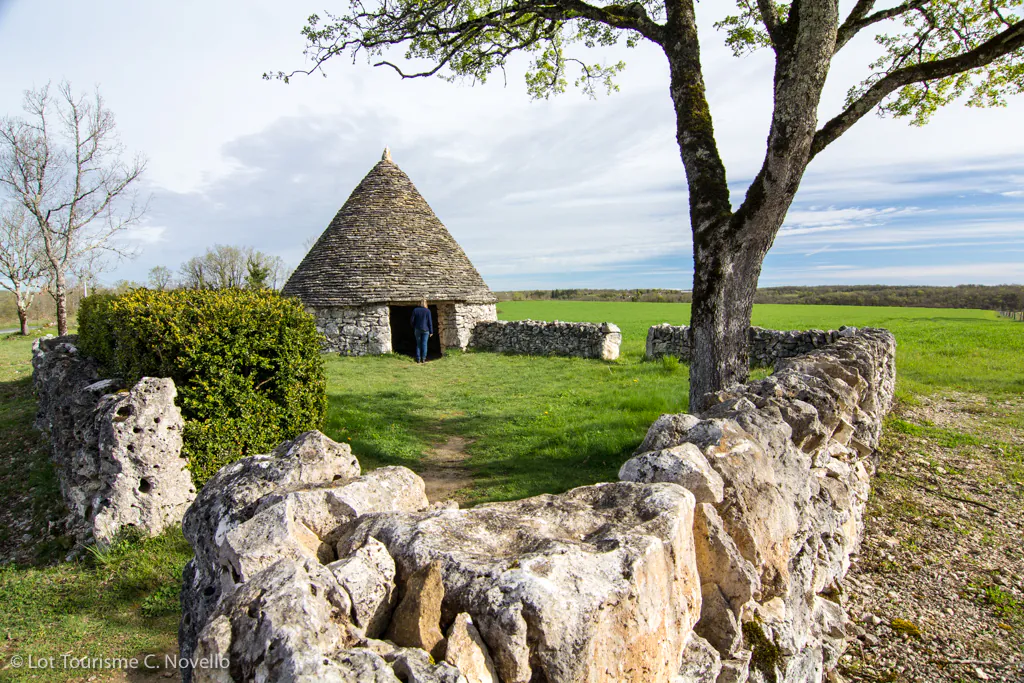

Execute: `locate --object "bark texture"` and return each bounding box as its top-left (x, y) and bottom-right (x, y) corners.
top-left (676, 0), bottom-right (840, 412)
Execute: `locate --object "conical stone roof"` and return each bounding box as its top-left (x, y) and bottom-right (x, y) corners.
top-left (283, 150), bottom-right (495, 306)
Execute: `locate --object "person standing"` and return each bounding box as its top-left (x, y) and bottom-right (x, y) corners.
top-left (410, 300), bottom-right (433, 363)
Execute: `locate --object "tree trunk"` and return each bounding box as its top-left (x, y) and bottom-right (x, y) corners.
top-left (17, 304), bottom-right (29, 336)
top-left (55, 272), bottom-right (68, 336)
top-left (688, 234), bottom-right (764, 412)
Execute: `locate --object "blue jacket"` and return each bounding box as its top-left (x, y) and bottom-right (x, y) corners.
top-left (411, 306), bottom-right (433, 334)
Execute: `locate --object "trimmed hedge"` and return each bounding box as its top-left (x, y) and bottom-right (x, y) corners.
top-left (77, 289), bottom-right (326, 485)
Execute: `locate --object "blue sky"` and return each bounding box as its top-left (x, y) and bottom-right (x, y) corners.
top-left (1, 0), bottom-right (1022, 290)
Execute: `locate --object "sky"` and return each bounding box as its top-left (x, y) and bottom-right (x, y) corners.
top-left (1, 0), bottom-right (1022, 290)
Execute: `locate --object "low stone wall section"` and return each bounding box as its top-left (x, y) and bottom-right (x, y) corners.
top-left (31, 336), bottom-right (195, 547)
top-left (646, 323), bottom-right (861, 366)
top-left (470, 319), bottom-right (622, 360)
top-left (179, 327), bottom-right (895, 683)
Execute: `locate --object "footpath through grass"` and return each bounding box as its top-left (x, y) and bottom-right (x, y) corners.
top-left (0, 303), bottom-right (1021, 680)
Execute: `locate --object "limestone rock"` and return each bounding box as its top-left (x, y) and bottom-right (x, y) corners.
top-left (387, 560), bottom-right (446, 659)
top-left (696, 582), bottom-right (742, 655)
top-left (191, 615), bottom-right (232, 683)
top-left (444, 613), bottom-right (498, 683)
top-left (341, 481), bottom-right (701, 683)
top-left (388, 648), bottom-right (468, 683)
top-left (177, 326), bottom-right (898, 683)
top-left (619, 443), bottom-right (724, 504)
top-left (328, 537), bottom-right (397, 638)
top-left (634, 413), bottom-right (702, 454)
top-left (717, 650), bottom-right (752, 683)
top-left (193, 557), bottom-right (357, 682)
top-left (30, 336), bottom-right (194, 546)
top-left (333, 650), bottom-right (404, 683)
top-left (674, 632), bottom-right (721, 683)
top-left (180, 431), bottom-right (428, 682)
top-left (693, 504), bottom-right (760, 610)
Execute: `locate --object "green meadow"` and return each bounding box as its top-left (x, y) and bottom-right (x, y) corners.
top-left (0, 302), bottom-right (1021, 679)
top-left (325, 302), bottom-right (1022, 504)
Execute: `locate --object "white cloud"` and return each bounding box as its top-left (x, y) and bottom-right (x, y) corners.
top-left (120, 225), bottom-right (167, 244)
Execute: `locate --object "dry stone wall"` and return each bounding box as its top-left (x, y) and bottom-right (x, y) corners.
top-left (31, 336), bottom-right (195, 547)
top-left (470, 319), bottom-right (622, 360)
top-left (646, 324), bottom-right (861, 367)
top-left (623, 327), bottom-right (896, 681)
top-left (180, 327), bottom-right (896, 683)
top-left (313, 304), bottom-right (392, 355)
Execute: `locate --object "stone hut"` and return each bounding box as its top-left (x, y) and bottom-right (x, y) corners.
top-left (283, 149), bottom-right (497, 357)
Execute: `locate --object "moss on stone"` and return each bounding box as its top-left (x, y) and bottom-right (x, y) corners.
top-left (742, 619), bottom-right (783, 682)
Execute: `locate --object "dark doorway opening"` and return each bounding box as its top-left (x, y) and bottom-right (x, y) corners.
top-left (389, 305), bottom-right (441, 360)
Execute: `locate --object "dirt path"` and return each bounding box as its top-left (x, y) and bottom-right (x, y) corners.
top-left (839, 393), bottom-right (1024, 682)
top-left (417, 435), bottom-right (475, 503)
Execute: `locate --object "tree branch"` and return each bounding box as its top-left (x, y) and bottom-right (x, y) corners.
top-left (813, 19), bottom-right (1024, 158)
top-left (755, 0), bottom-right (782, 48)
top-left (664, 0), bottom-right (732, 236)
top-left (835, 0), bottom-right (927, 53)
top-left (276, 0), bottom-right (664, 87)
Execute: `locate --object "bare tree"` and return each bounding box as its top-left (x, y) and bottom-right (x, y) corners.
top-left (148, 265), bottom-right (174, 291)
top-left (0, 81), bottom-right (147, 335)
top-left (279, 0), bottom-right (1024, 411)
top-left (0, 203), bottom-right (46, 334)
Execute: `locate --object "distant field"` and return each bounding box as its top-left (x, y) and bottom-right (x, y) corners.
top-left (497, 301), bottom-right (1024, 397)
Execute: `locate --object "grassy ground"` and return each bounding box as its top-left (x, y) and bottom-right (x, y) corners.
top-left (0, 303), bottom-right (1021, 681)
top-left (0, 331), bottom-right (190, 682)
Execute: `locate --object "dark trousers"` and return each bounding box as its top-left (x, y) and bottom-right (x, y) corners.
top-left (414, 329), bottom-right (430, 362)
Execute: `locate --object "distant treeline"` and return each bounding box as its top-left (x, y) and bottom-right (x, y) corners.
top-left (496, 285), bottom-right (1024, 313)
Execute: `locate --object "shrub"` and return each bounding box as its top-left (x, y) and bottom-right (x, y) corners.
top-left (76, 293), bottom-right (117, 365)
top-left (78, 289), bottom-right (326, 485)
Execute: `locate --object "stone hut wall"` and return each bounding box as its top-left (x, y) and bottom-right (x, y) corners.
top-left (438, 302), bottom-right (497, 351)
top-left (179, 327), bottom-right (896, 683)
top-left (31, 336), bottom-right (195, 547)
top-left (313, 304), bottom-right (392, 355)
top-left (316, 302), bottom-right (496, 356)
top-left (646, 323), bottom-right (860, 366)
top-left (469, 319), bottom-right (622, 360)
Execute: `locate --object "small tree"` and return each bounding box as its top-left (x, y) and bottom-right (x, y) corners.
top-left (148, 265), bottom-right (174, 291)
top-left (245, 256), bottom-right (272, 289)
top-left (0, 203), bottom-right (46, 334)
top-left (0, 82), bottom-right (146, 336)
top-left (278, 0), bottom-right (1024, 411)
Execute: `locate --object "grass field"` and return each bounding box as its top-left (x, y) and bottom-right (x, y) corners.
top-left (0, 302), bottom-right (1021, 680)
top-left (497, 301), bottom-right (1024, 396)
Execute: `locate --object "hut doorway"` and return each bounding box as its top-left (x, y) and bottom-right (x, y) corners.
top-left (389, 305), bottom-right (441, 360)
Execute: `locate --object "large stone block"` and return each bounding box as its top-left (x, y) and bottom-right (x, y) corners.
top-left (31, 336), bottom-right (194, 546)
top-left (341, 482), bottom-right (702, 683)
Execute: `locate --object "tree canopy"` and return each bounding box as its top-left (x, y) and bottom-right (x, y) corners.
top-left (274, 0), bottom-right (1023, 131)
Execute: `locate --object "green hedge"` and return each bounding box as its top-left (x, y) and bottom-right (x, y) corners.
top-left (77, 289), bottom-right (326, 485)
